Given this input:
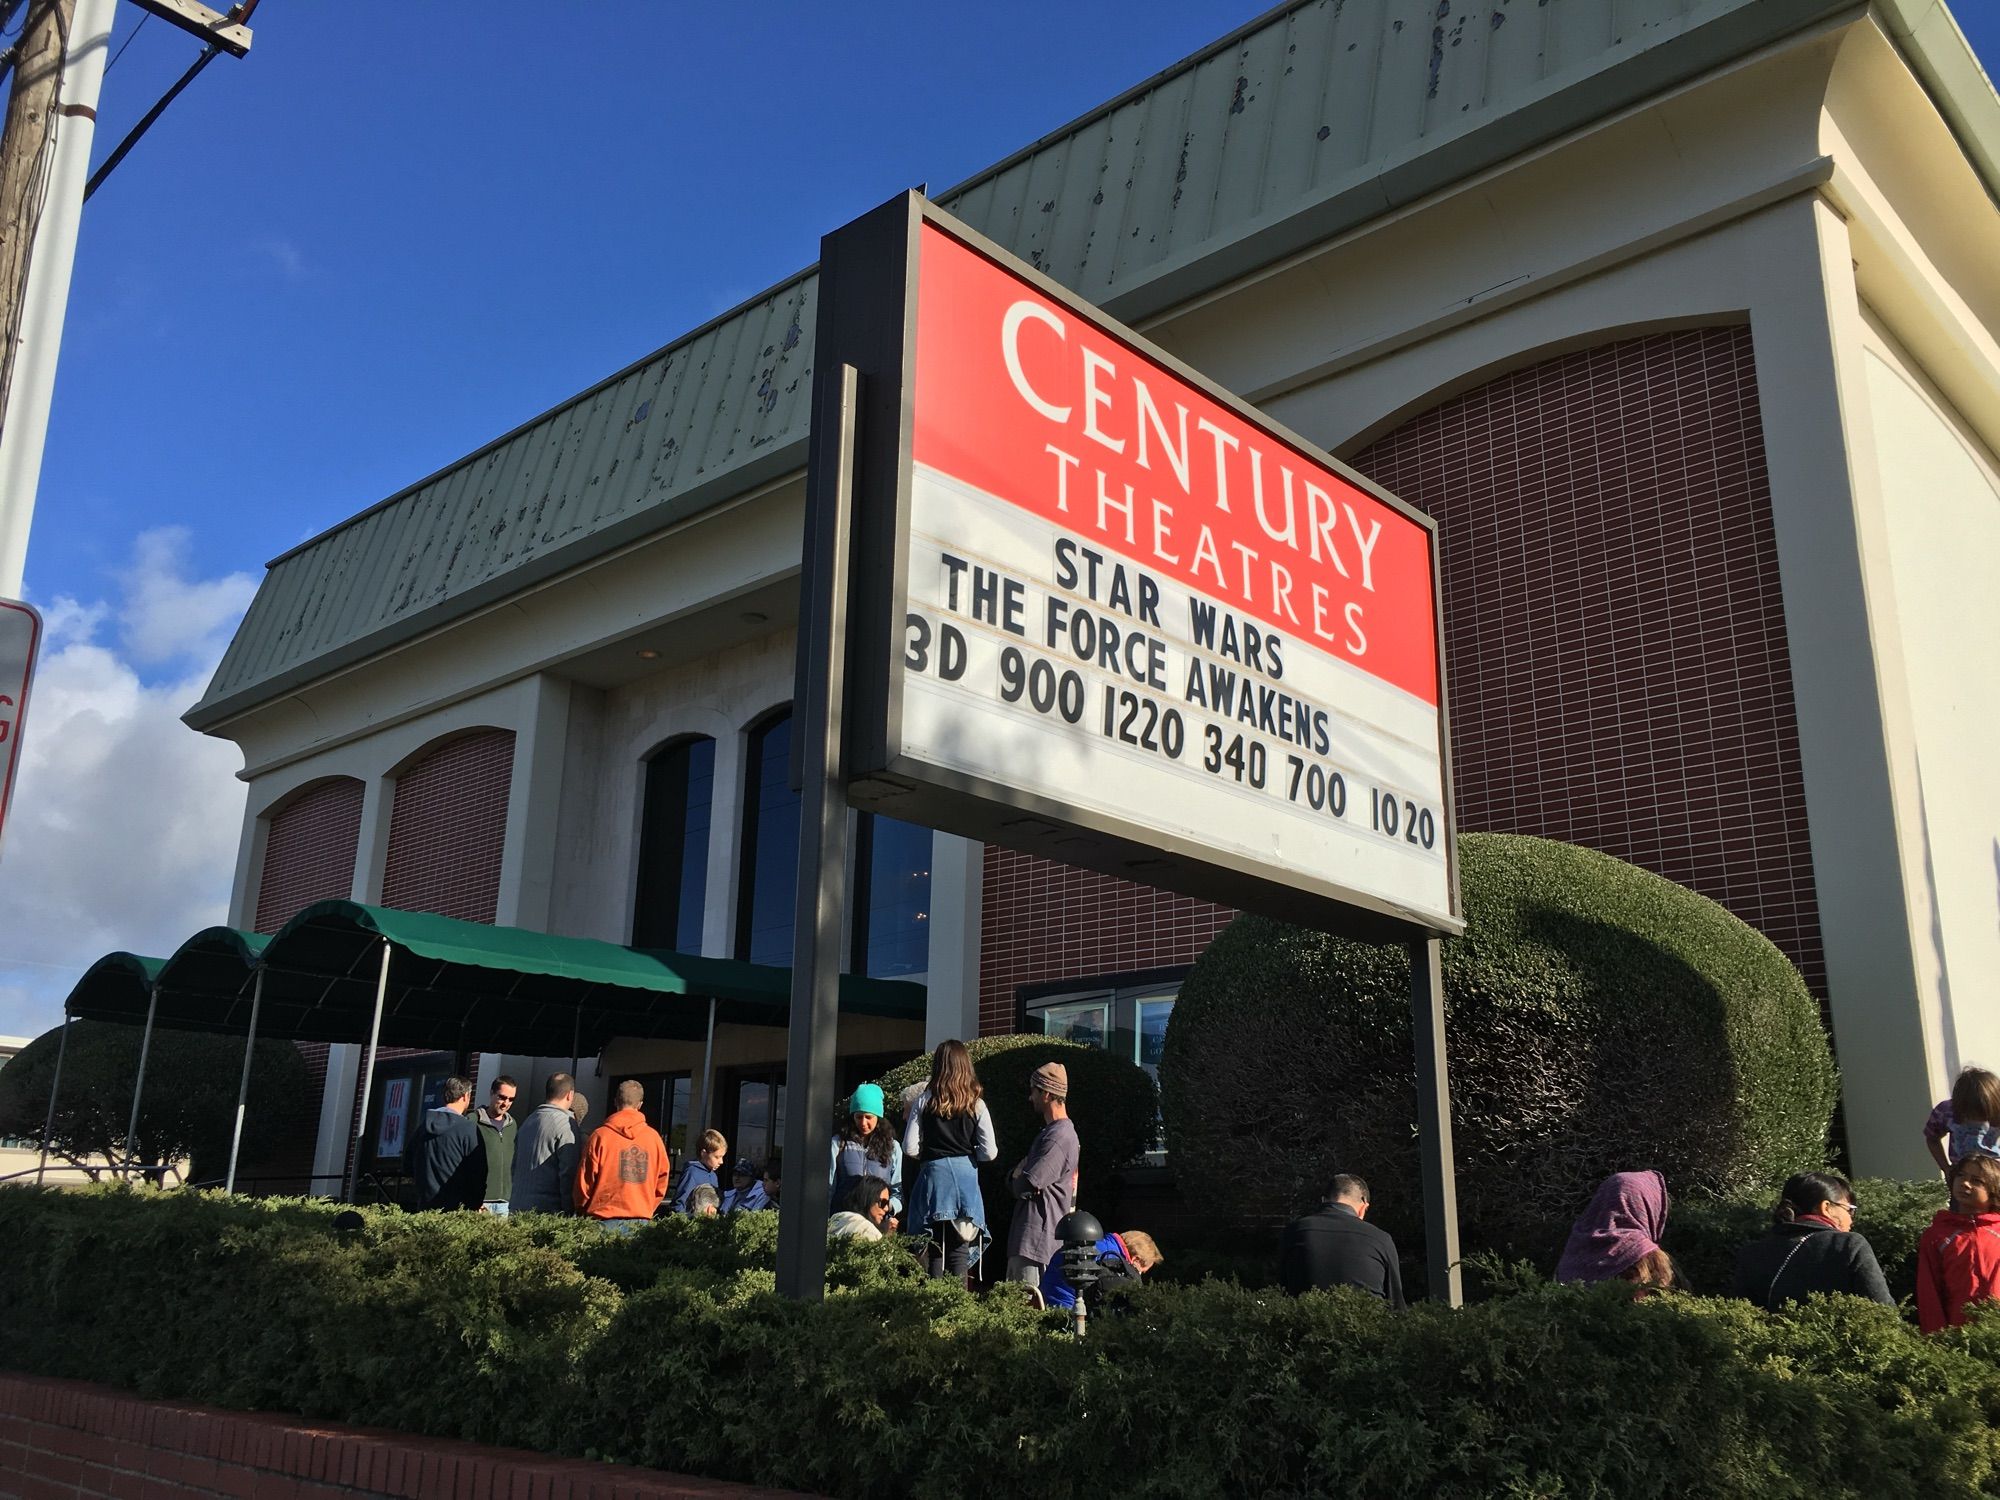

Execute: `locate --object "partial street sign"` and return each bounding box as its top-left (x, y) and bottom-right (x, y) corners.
top-left (0, 598), bottom-right (43, 856)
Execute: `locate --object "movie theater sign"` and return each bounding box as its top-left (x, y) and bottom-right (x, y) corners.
top-left (816, 195), bottom-right (1459, 939)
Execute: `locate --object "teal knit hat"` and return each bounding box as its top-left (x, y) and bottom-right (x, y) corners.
top-left (849, 1083), bottom-right (886, 1117)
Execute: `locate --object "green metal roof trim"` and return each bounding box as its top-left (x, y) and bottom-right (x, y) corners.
top-left (187, 0), bottom-right (1992, 728)
top-left (62, 901), bottom-right (925, 1057)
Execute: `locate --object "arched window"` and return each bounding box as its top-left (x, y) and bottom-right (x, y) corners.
top-left (254, 777), bottom-right (364, 933)
top-left (853, 815), bottom-right (931, 978)
top-left (734, 709), bottom-right (799, 965)
top-left (632, 736), bottom-right (715, 951)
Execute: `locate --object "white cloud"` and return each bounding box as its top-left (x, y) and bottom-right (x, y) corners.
top-left (0, 530), bottom-right (250, 1040)
top-left (116, 527), bottom-right (257, 666)
top-left (251, 235), bottom-right (308, 281)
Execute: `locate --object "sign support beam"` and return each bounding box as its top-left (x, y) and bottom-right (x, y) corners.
top-left (1409, 935), bottom-right (1462, 1307)
top-left (774, 361), bottom-right (861, 1303)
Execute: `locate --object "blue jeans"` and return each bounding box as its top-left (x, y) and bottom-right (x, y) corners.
top-left (597, 1217), bottom-right (648, 1235)
top-left (482, 1200), bottom-right (510, 1216)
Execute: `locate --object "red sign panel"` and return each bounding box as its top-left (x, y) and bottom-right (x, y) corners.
top-left (911, 224), bottom-right (1438, 705)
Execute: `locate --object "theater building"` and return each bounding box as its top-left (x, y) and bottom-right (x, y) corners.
top-left (188, 0), bottom-right (2000, 1182)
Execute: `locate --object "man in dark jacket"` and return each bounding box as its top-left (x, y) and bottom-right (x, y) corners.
top-left (1729, 1172), bottom-right (1894, 1308)
top-left (412, 1076), bottom-right (483, 1211)
top-left (1279, 1173), bottom-right (1406, 1309)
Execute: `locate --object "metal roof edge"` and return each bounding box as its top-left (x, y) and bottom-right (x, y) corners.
top-left (1097, 0), bottom-right (1863, 327)
top-left (185, 437), bottom-right (811, 733)
top-left (264, 261), bottom-right (822, 571)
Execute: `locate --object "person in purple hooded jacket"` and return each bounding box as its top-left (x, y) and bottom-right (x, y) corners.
top-left (1555, 1169), bottom-right (1679, 1291)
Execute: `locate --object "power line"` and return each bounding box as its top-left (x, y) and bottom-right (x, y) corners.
top-left (103, 9), bottom-right (150, 74)
top-left (83, 0), bottom-right (257, 202)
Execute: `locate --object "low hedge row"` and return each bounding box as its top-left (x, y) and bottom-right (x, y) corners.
top-left (3, 1187), bottom-right (1997, 1498)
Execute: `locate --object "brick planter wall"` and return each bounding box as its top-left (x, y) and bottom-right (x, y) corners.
top-left (0, 1374), bottom-right (813, 1500)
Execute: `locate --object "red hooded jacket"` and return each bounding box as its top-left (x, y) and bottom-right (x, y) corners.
top-left (1915, 1207), bottom-right (2000, 1333)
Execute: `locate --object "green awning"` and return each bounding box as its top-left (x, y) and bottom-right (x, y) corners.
top-left (62, 901), bottom-right (925, 1058)
top-left (63, 952), bottom-right (169, 1024)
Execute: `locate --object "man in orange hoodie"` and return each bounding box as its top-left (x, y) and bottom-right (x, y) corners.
top-left (576, 1079), bottom-right (672, 1231)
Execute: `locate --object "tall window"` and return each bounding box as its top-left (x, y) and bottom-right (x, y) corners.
top-left (853, 815), bottom-right (932, 978)
top-left (735, 710), bottom-right (799, 966)
top-left (632, 737), bottom-right (715, 951)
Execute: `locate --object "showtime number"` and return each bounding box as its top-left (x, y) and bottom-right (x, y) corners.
top-left (1369, 787), bottom-right (1437, 849)
top-left (999, 645), bottom-right (1085, 724)
top-left (1284, 754), bottom-right (1347, 817)
top-left (1202, 726), bottom-right (1266, 788)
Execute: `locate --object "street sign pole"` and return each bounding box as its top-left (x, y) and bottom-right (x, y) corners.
top-left (774, 363), bottom-right (860, 1302)
top-left (1409, 935), bottom-right (1462, 1306)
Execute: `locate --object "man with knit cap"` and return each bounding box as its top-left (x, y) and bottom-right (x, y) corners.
top-left (576, 1079), bottom-right (672, 1231)
top-left (1004, 1060), bottom-right (1080, 1285)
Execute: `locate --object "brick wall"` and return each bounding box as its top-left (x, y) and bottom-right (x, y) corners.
top-left (0, 1373), bottom-right (812, 1499)
top-left (380, 729), bottom-right (515, 923)
top-left (246, 779), bottom-right (365, 1192)
top-left (977, 324), bottom-right (1825, 1036)
top-left (1349, 325), bottom-right (1826, 995)
top-left (978, 850), bottom-right (1232, 1035)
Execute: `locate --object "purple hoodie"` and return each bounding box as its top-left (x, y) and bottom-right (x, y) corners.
top-left (1555, 1170), bottom-right (1668, 1283)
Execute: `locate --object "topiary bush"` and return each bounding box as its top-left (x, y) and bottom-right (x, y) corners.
top-left (1160, 832), bottom-right (1838, 1265)
top-left (875, 1035), bottom-right (1158, 1246)
top-left (0, 1019), bottom-right (314, 1181)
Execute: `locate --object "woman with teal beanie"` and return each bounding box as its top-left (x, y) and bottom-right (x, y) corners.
top-left (830, 1082), bottom-right (903, 1221)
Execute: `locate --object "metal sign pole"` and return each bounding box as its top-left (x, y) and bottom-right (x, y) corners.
top-left (121, 982), bottom-right (160, 1172)
top-left (343, 941), bottom-right (392, 1203)
top-left (35, 1014), bottom-right (72, 1186)
top-left (774, 362), bottom-right (860, 1302)
top-left (696, 996), bottom-right (718, 1139)
top-left (1409, 935), bottom-right (1463, 1307)
top-left (223, 967), bottom-right (266, 1194)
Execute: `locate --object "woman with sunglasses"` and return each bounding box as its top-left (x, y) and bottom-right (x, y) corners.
top-left (827, 1174), bottom-right (898, 1242)
top-left (1729, 1170), bottom-right (1893, 1309)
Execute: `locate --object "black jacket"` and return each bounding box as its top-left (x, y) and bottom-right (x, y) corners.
top-left (412, 1106), bottom-right (483, 1211)
top-left (1279, 1203), bottom-right (1406, 1309)
top-left (1729, 1221), bottom-right (1894, 1308)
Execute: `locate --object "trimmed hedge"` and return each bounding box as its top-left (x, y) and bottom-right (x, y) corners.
top-left (874, 1035), bottom-right (1157, 1242)
top-left (1160, 833), bottom-right (1838, 1265)
top-left (3, 1188), bottom-right (2000, 1497)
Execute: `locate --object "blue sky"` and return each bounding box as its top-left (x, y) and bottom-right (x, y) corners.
top-left (2, 2), bottom-right (1998, 1037)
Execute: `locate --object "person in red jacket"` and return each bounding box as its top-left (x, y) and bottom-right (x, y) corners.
top-left (576, 1079), bottom-right (672, 1232)
top-left (1916, 1153), bottom-right (2000, 1333)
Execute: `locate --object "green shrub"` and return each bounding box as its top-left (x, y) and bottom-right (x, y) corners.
top-left (874, 1034), bottom-right (1157, 1241)
top-left (1160, 833), bottom-right (1838, 1266)
top-left (7, 1188), bottom-right (2000, 1498)
top-left (3, 1192), bottom-right (2000, 1496)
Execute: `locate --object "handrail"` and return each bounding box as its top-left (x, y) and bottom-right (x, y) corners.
top-left (0, 1162), bottom-right (182, 1186)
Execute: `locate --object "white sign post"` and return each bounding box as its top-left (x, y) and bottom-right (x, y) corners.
top-left (0, 598), bottom-right (42, 858)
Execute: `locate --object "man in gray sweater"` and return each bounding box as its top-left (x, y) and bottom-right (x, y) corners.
top-left (508, 1072), bottom-right (581, 1214)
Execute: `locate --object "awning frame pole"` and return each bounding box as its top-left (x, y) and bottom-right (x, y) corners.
top-left (569, 1008), bottom-right (580, 1079)
top-left (696, 996), bottom-right (718, 1141)
top-left (35, 1015), bottom-right (73, 1187)
top-left (343, 940), bottom-right (392, 1203)
top-left (224, 967), bottom-right (266, 1195)
top-left (121, 982), bottom-right (160, 1174)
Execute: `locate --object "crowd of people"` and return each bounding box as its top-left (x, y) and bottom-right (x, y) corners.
top-left (405, 1052), bottom-right (2000, 1332)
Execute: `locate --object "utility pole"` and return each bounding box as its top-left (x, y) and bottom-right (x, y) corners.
top-left (0, 0), bottom-right (116, 597)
